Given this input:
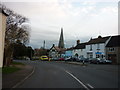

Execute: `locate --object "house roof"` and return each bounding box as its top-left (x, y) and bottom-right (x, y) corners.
top-left (87, 36), bottom-right (110, 45)
top-left (49, 44), bottom-right (66, 52)
top-left (54, 46), bottom-right (61, 51)
top-left (66, 47), bottom-right (75, 51)
top-left (74, 43), bottom-right (87, 49)
top-left (106, 35), bottom-right (120, 47)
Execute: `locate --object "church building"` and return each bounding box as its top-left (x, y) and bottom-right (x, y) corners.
top-left (49, 28), bottom-right (66, 58)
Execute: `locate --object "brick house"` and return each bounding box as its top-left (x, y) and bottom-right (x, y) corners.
top-left (106, 35), bottom-right (120, 64)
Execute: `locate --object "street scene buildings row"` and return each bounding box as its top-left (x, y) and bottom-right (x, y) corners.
top-left (65, 35), bottom-right (120, 64)
top-left (49, 29), bottom-right (120, 64)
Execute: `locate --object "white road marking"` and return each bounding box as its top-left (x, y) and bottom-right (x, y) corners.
top-left (65, 70), bottom-right (90, 90)
top-left (12, 66), bottom-right (35, 88)
top-left (87, 83), bottom-right (94, 88)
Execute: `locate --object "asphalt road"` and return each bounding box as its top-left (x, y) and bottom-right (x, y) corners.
top-left (15, 60), bottom-right (119, 89)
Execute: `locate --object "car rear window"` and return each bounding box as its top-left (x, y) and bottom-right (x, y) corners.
top-left (42, 57), bottom-right (47, 58)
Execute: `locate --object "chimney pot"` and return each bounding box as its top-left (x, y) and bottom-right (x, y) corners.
top-left (77, 40), bottom-right (80, 45)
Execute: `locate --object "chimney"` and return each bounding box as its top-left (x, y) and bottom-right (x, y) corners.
top-left (53, 44), bottom-right (55, 47)
top-left (77, 40), bottom-right (80, 45)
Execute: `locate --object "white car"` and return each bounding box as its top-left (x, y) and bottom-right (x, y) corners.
top-left (104, 59), bottom-right (112, 64)
top-left (65, 57), bottom-right (71, 61)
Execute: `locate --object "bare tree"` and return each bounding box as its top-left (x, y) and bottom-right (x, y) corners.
top-left (0, 4), bottom-right (30, 66)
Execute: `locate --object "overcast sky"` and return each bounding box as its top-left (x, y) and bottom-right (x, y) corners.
top-left (2, 0), bottom-right (119, 49)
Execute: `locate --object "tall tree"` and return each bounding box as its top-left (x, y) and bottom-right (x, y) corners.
top-left (26, 46), bottom-right (34, 60)
top-left (0, 4), bottom-right (30, 66)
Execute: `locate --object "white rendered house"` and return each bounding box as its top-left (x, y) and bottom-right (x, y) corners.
top-left (72, 40), bottom-right (87, 58)
top-left (73, 43), bottom-right (87, 58)
top-left (86, 36), bottom-right (110, 59)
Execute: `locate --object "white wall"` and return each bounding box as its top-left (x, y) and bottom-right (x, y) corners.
top-left (73, 49), bottom-right (87, 58)
top-left (86, 43), bottom-right (106, 59)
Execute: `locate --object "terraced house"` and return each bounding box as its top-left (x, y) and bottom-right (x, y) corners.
top-left (85, 36), bottom-right (111, 59)
top-left (73, 40), bottom-right (87, 58)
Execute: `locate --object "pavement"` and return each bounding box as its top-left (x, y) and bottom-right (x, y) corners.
top-left (2, 64), bottom-right (35, 89)
top-left (66, 61), bottom-right (88, 66)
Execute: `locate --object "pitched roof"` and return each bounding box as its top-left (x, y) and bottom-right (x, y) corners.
top-left (74, 43), bottom-right (87, 49)
top-left (106, 35), bottom-right (120, 47)
top-left (66, 47), bottom-right (75, 51)
top-left (49, 44), bottom-right (66, 52)
top-left (87, 36), bottom-right (110, 45)
top-left (54, 46), bottom-right (61, 51)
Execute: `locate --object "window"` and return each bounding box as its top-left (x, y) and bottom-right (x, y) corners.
top-left (97, 44), bottom-right (100, 50)
top-left (90, 45), bottom-right (92, 51)
top-left (96, 55), bottom-right (100, 58)
top-left (87, 52), bottom-right (93, 58)
top-left (90, 54), bottom-right (93, 58)
top-left (108, 48), bottom-right (115, 52)
top-left (52, 49), bottom-right (55, 51)
top-left (97, 44), bottom-right (99, 48)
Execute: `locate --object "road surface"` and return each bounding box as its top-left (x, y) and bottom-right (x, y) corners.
top-left (15, 60), bottom-right (119, 89)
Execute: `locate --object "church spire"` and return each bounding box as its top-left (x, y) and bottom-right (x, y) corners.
top-left (58, 27), bottom-right (64, 48)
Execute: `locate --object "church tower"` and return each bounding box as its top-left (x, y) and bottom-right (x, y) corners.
top-left (58, 28), bottom-right (64, 48)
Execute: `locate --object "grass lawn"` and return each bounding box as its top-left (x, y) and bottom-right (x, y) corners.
top-left (2, 66), bottom-right (21, 74)
top-left (11, 61), bottom-right (25, 65)
top-left (2, 61), bottom-right (25, 74)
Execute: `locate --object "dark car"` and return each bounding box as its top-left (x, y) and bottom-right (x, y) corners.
top-left (72, 57), bottom-right (79, 61)
top-left (79, 58), bottom-right (89, 62)
top-left (89, 58), bottom-right (96, 63)
top-left (58, 58), bottom-right (64, 61)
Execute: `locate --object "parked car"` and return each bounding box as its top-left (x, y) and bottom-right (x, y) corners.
top-left (89, 58), bottom-right (105, 64)
top-left (51, 57), bottom-right (58, 61)
top-left (58, 57), bottom-right (64, 61)
top-left (103, 59), bottom-right (112, 64)
top-left (78, 57), bottom-right (89, 62)
top-left (26, 57), bottom-right (30, 61)
top-left (40, 55), bottom-right (48, 61)
top-left (65, 57), bottom-right (72, 61)
top-left (70, 56), bottom-right (79, 61)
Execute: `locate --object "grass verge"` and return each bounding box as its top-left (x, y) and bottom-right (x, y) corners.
top-left (2, 61), bottom-right (25, 74)
top-left (11, 61), bottom-right (25, 65)
top-left (2, 66), bottom-right (21, 74)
